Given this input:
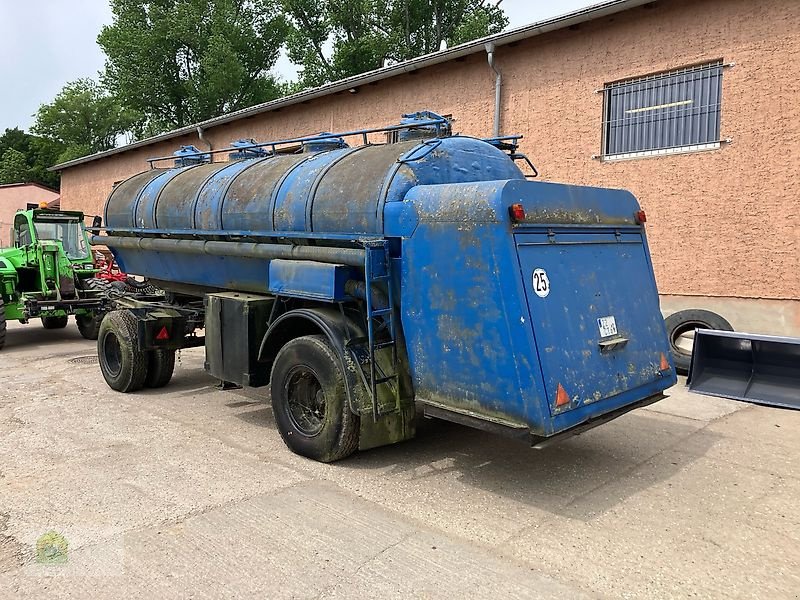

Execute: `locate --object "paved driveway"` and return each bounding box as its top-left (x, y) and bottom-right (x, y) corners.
top-left (1, 320), bottom-right (798, 598)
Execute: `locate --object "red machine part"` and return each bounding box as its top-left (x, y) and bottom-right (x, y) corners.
top-left (93, 252), bottom-right (128, 282)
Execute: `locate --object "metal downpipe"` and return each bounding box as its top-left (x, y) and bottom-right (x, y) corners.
top-left (485, 42), bottom-right (502, 137)
top-left (196, 126), bottom-right (212, 152)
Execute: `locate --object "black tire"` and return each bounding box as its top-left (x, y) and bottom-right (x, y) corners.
top-left (42, 315), bottom-right (69, 329)
top-left (0, 298), bottom-right (6, 351)
top-left (665, 309), bottom-right (734, 374)
top-left (270, 335), bottom-right (359, 463)
top-left (97, 310), bottom-right (148, 393)
top-left (76, 313), bottom-right (104, 340)
top-left (84, 278), bottom-right (112, 293)
top-left (145, 350), bottom-right (175, 388)
top-left (110, 280), bottom-right (128, 293)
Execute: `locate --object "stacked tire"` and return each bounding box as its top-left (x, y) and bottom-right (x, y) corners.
top-left (664, 309), bottom-right (733, 374)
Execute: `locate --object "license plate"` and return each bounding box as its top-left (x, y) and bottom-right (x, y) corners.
top-left (42, 306), bottom-right (55, 311)
top-left (597, 316), bottom-right (618, 338)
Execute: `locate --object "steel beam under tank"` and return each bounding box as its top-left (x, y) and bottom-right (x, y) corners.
top-left (91, 235), bottom-right (366, 267)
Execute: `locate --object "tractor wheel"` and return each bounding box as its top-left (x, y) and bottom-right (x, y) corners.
top-left (76, 313), bottom-right (104, 341)
top-left (270, 335), bottom-right (359, 463)
top-left (145, 350), bottom-right (176, 388)
top-left (98, 310), bottom-right (148, 393)
top-left (42, 315), bottom-right (69, 329)
top-left (85, 278), bottom-right (113, 295)
top-left (0, 298), bottom-right (6, 350)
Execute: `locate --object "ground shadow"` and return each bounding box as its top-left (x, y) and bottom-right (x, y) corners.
top-left (1, 321), bottom-right (91, 355)
top-left (339, 409), bottom-right (720, 521)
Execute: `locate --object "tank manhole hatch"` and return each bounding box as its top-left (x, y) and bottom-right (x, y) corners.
top-left (68, 355), bottom-right (99, 365)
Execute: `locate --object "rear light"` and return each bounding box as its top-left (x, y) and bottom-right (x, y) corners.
top-left (156, 326), bottom-right (170, 341)
top-left (555, 383), bottom-right (570, 407)
top-left (509, 203), bottom-right (526, 223)
top-left (635, 210), bottom-right (647, 224)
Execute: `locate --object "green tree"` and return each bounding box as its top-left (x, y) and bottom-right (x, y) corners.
top-left (98, 0), bottom-right (290, 132)
top-left (282, 0), bottom-right (508, 88)
top-left (0, 149), bottom-right (29, 184)
top-left (32, 79), bottom-right (138, 164)
top-left (0, 128), bottom-right (63, 188)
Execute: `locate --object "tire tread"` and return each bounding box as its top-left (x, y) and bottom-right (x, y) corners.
top-left (98, 310), bottom-right (148, 392)
top-left (271, 335), bottom-right (359, 463)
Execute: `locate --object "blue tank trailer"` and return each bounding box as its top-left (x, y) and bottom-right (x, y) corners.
top-left (92, 111), bottom-right (677, 462)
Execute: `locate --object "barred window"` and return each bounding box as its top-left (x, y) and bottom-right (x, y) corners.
top-left (601, 62), bottom-right (723, 159)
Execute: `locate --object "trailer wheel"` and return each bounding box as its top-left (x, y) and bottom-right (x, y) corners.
top-left (145, 350), bottom-right (175, 388)
top-left (76, 313), bottom-right (104, 340)
top-left (270, 335), bottom-right (359, 463)
top-left (0, 298), bottom-right (6, 350)
top-left (42, 315), bottom-right (69, 329)
top-left (665, 309), bottom-right (734, 374)
top-left (98, 310), bottom-right (148, 392)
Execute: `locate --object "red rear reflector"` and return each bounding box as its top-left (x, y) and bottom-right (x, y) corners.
top-left (635, 210), bottom-right (647, 224)
top-left (660, 352), bottom-right (670, 371)
top-left (556, 383), bottom-right (570, 407)
top-left (156, 326), bottom-right (170, 341)
top-left (509, 203), bottom-right (525, 222)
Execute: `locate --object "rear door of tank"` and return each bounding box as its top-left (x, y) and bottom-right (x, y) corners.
top-left (515, 229), bottom-right (670, 415)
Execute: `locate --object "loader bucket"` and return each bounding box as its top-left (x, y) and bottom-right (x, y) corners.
top-left (688, 329), bottom-right (800, 409)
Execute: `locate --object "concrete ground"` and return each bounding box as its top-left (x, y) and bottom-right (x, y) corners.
top-left (0, 319), bottom-right (798, 599)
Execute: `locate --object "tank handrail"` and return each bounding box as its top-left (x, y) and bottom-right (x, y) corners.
top-left (146, 115), bottom-right (450, 167)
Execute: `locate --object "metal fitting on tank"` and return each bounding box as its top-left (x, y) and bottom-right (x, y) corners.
top-left (302, 134), bottom-right (348, 153)
top-left (173, 145), bottom-right (211, 167)
top-left (396, 111), bottom-right (451, 142)
top-left (229, 139), bottom-right (271, 160)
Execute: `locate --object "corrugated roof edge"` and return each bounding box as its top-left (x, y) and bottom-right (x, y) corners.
top-left (51, 0), bottom-right (653, 171)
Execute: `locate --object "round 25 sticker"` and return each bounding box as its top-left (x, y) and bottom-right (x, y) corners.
top-left (532, 268), bottom-right (550, 298)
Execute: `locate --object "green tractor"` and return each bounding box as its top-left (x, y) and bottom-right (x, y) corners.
top-left (0, 208), bottom-right (108, 350)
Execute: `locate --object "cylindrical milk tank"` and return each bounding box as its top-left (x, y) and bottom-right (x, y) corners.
top-left (104, 136), bottom-right (525, 236)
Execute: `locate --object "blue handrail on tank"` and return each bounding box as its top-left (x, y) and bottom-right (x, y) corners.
top-left (146, 111), bottom-right (451, 167)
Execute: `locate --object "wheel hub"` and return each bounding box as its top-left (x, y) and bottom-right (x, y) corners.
top-left (285, 367), bottom-right (326, 436)
top-left (102, 332), bottom-right (123, 377)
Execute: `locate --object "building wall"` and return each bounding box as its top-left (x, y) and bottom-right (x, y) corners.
top-left (0, 185), bottom-right (60, 246)
top-left (59, 0), bottom-right (800, 332)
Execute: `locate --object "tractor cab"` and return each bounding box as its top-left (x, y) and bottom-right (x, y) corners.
top-left (13, 209), bottom-right (93, 263)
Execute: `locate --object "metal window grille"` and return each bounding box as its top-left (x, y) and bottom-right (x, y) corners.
top-left (601, 61), bottom-right (723, 157)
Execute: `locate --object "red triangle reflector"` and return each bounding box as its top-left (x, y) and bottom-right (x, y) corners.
top-left (660, 352), bottom-right (670, 371)
top-left (156, 326), bottom-right (170, 341)
top-left (556, 383), bottom-right (570, 407)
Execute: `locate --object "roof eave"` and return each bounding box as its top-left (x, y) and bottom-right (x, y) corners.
top-left (51, 0), bottom-right (654, 172)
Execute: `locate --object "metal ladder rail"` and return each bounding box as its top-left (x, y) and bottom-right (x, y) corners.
top-left (363, 241), bottom-right (400, 421)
